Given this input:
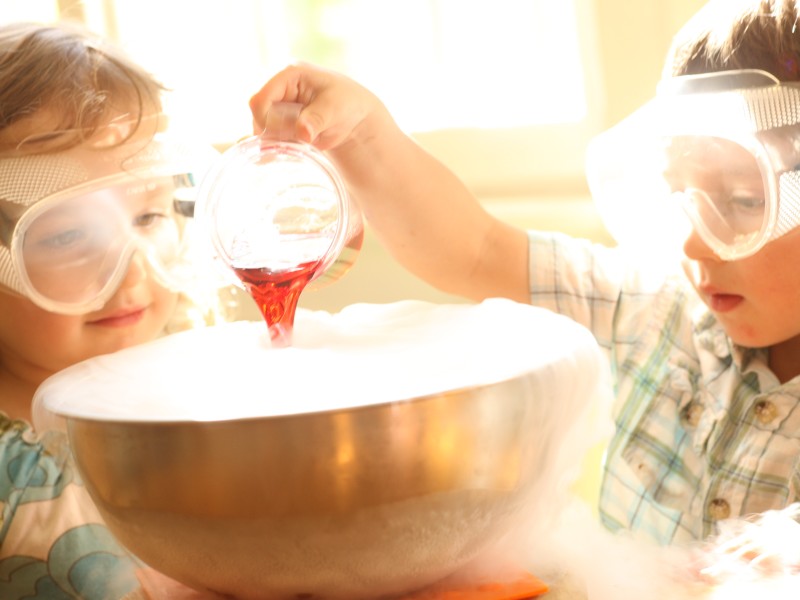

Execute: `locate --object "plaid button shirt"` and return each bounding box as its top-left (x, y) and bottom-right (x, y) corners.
top-left (528, 231), bottom-right (800, 545)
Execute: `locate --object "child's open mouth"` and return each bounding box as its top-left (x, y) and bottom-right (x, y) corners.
top-left (709, 293), bottom-right (744, 313)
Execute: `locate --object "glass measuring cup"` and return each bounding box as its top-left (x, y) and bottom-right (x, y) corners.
top-left (196, 103), bottom-right (363, 346)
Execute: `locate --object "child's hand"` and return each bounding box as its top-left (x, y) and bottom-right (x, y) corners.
top-left (249, 62), bottom-right (530, 304)
top-left (249, 62), bottom-right (390, 152)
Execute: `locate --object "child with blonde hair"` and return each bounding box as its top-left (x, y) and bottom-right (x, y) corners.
top-left (0, 21), bottom-right (228, 599)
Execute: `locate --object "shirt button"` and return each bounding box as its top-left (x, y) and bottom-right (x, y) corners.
top-left (754, 400), bottom-right (777, 424)
top-left (708, 498), bottom-right (731, 520)
top-left (681, 402), bottom-right (703, 428)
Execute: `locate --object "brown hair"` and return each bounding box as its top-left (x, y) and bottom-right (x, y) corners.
top-left (665, 0), bottom-right (800, 80)
top-left (0, 21), bottom-right (167, 152)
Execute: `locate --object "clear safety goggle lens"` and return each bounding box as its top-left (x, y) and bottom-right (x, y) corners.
top-left (16, 173), bottom-right (194, 312)
top-left (675, 187), bottom-right (764, 252)
top-left (663, 135), bottom-right (769, 256)
top-left (585, 71), bottom-right (800, 262)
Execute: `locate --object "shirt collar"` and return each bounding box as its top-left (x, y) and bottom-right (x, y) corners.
top-left (691, 306), bottom-right (778, 392)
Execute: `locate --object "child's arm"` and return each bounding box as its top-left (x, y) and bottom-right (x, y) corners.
top-left (250, 63), bottom-right (530, 303)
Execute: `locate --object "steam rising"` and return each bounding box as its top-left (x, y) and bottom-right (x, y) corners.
top-left (33, 299), bottom-right (607, 425)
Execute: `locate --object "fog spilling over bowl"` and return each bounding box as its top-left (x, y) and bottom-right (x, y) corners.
top-left (33, 299), bottom-right (607, 599)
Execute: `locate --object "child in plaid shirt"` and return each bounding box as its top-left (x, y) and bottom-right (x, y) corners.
top-left (250, 0), bottom-right (800, 546)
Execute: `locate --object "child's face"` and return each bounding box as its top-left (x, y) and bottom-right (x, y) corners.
top-left (670, 136), bottom-right (800, 348)
top-left (666, 133), bottom-right (800, 348)
top-left (682, 224), bottom-right (800, 349)
top-left (0, 110), bottom-right (188, 382)
top-left (0, 256), bottom-right (178, 378)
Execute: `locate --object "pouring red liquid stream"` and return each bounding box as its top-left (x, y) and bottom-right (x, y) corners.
top-left (233, 260), bottom-right (321, 348)
top-left (232, 229), bottom-right (364, 348)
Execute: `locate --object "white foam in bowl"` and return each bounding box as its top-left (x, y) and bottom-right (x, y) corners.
top-left (33, 299), bottom-right (603, 427)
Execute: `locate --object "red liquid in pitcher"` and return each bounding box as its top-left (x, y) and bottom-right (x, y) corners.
top-left (233, 260), bottom-right (321, 347)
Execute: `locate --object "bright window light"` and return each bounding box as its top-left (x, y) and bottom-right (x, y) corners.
top-left (1, 0), bottom-right (594, 191)
top-left (3, 0), bottom-right (58, 23)
top-left (313, 0), bottom-right (588, 131)
top-left (14, 0), bottom-right (588, 143)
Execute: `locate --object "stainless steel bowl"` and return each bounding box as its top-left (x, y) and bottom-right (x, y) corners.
top-left (68, 377), bottom-right (547, 598)
top-left (35, 301), bottom-right (604, 599)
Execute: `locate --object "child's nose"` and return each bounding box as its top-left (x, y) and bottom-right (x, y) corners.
top-left (682, 225), bottom-right (722, 262)
top-left (118, 251), bottom-right (149, 289)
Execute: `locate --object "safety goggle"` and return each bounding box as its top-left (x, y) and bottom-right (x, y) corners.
top-left (586, 69), bottom-right (800, 261)
top-left (0, 132), bottom-right (216, 314)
